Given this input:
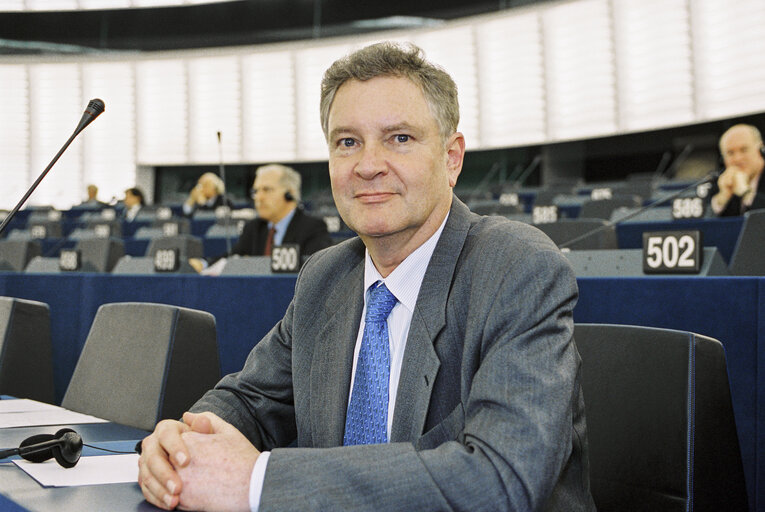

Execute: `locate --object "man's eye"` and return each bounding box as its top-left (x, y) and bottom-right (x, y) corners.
top-left (395, 134), bottom-right (410, 143)
top-left (340, 138), bottom-right (355, 147)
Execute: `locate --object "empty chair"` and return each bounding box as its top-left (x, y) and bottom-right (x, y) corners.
top-left (534, 218), bottom-right (618, 250)
top-left (0, 239), bottom-right (41, 271)
top-left (62, 303), bottom-right (220, 431)
top-left (578, 195), bottom-right (642, 220)
top-left (0, 297), bottom-right (54, 403)
top-left (728, 208), bottom-right (765, 275)
top-left (76, 237), bottom-right (125, 272)
top-left (146, 234), bottom-right (203, 259)
top-left (574, 324), bottom-right (748, 511)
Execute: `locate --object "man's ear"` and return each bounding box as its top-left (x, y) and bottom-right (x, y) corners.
top-left (446, 132), bottom-right (466, 187)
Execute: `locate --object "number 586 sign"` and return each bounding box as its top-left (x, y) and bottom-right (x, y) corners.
top-left (642, 230), bottom-right (702, 274)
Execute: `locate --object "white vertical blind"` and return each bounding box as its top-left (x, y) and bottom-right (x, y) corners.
top-left (25, 0), bottom-right (79, 10)
top-left (187, 55), bottom-right (241, 162)
top-left (693, 0), bottom-right (765, 119)
top-left (412, 26), bottom-right (480, 148)
top-left (2, 0), bottom-right (765, 210)
top-left (476, 12), bottom-right (546, 147)
top-left (28, 63), bottom-right (83, 208)
top-left (135, 59), bottom-right (188, 164)
top-left (81, 61), bottom-right (136, 202)
top-left (241, 50), bottom-right (296, 163)
top-left (293, 43), bottom-right (352, 161)
top-left (613, 0), bottom-right (694, 131)
top-left (0, 65), bottom-right (30, 210)
top-left (543, 0), bottom-right (617, 140)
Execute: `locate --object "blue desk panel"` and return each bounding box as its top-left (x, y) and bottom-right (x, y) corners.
top-left (0, 273), bottom-right (759, 510)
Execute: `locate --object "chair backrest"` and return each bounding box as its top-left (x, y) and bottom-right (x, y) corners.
top-left (0, 297), bottom-right (54, 403)
top-left (75, 237), bottom-right (125, 273)
top-left (62, 303), bottom-right (221, 431)
top-left (728, 208), bottom-right (765, 275)
top-left (146, 235), bottom-right (203, 259)
top-left (0, 240), bottom-right (41, 271)
top-left (564, 247), bottom-right (728, 277)
top-left (578, 196), bottom-right (642, 220)
top-left (534, 218), bottom-right (618, 250)
top-left (574, 323), bottom-right (748, 511)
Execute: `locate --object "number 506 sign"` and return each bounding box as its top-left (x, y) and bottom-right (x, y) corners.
top-left (642, 230), bottom-right (702, 274)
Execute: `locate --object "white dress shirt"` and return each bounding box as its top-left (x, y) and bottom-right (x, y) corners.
top-left (249, 214), bottom-right (449, 511)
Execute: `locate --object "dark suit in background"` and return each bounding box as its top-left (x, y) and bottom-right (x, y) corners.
top-left (230, 208), bottom-right (332, 257)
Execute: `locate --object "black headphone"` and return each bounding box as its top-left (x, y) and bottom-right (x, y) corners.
top-left (284, 190), bottom-right (295, 202)
top-left (0, 428), bottom-right (82, 468)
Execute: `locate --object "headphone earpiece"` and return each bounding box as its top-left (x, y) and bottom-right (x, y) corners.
top-left (284, 190), bottom-right (295, 202)
top-left (17, 428), bottom-right (82, 468)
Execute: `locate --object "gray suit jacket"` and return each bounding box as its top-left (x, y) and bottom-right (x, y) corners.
top-left (192, 197), bottom-right (595, 511)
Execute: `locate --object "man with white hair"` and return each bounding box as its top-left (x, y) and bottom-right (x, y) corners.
top-left (710, 123), bottom-right (765, 216)
top-left (183, 172), bottom-right (233, 216)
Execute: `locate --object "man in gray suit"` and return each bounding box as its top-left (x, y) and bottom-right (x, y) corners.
top-left (138, 42), bottom-right (595, 512)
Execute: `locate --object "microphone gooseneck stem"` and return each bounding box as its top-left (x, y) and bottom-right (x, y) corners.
top-left (0, 129), bottom-right (80, 237)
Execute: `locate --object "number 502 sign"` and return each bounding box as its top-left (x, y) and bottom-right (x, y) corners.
top-left (642, 230), bottom-right (703, 274)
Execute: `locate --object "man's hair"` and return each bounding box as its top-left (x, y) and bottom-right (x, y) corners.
top-left (719, 124), bottom-right (764, 153)
top-left (256, 163), bottom-right (302, 202)
top-left (200, 172), bottom-right (225, 194)
top-left (320, 41), bottom-right (460, 142)
top-left (126, 187), bottom-right (145, 205)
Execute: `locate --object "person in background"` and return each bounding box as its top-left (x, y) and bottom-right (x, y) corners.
top-left (182, 172), bottom-right (233, 216)
top-left (80, 184), bottom-right (106, 207)
top-left (710, 124), bottom-right (765, 216)
top-left (123, 187), bottom-right (145, 222)
top-left (189, 164), bottom-right (332, 273)
top-left (138, 41), bottom-right (594, 512)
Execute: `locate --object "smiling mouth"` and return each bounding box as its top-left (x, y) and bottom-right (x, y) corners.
top-left (355, 192), bottom-right (395, 203)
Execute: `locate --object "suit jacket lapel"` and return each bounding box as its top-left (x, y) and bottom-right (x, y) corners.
top-left (309, 240), bottom-right (365, 447)
top-left (391, 197), bottom-right (472, 442)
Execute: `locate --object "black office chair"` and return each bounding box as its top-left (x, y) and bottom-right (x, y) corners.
top-left (0, 297), bottom-right (54, 403)
top-left (534, 218), bottom-right (618, 250)
top-left (578, 195), bottom-right (642, 220)
top-left (62, 302), bottom-right (221, 431)
top-left (728, 208), bottom-right (765, 276)
top-left (575, 323), bottom-right (748, 511)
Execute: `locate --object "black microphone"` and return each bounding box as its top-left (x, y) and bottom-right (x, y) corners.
top-left (217, 130), bottom-right (233, 256)
top-left (0, 99), bottom-right (106, 237)
top-left (0, 428), bottom-right (82, 468)
top-left (559, 171), bottom-right (717, 249)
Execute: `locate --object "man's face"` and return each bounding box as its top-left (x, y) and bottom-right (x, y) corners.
top-left (199, 176), bottom-right (218, 199)
top-left (124, 191), bottom-right (139, 207)
top-left (327, 76), bottom-right (463, 243)
top-left (253, 171), bottom-right (292, 223)
top-left (722, 127), bottom-right (765, 180)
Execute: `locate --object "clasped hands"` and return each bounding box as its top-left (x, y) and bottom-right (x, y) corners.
top-left (138, 411), bottom-right (260, 512)
top-left (717, 167), bottom-right (752, 198)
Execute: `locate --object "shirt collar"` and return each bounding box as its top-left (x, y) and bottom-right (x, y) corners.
top-left (268, 207), bottom-right (297, 235)
top-left (363, 212), bottom-right (449, 314)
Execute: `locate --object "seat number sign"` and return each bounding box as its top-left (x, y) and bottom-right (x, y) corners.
top-left (642, 230), bottom-right (702, 274)
top-left (271, 244), bottom-right (301, 273)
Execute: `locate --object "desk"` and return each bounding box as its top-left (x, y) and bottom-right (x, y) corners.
top-left (0, 420), bottom-right (151, 511)
top-left (0, 273), bottom-right (760, 510)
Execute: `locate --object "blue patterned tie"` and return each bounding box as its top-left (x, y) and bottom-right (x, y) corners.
top-left (343, 282), bottom-right (398, 445)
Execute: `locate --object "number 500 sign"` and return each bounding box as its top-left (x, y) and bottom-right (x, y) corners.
top-left (642, 231), bottom-right (702, 274)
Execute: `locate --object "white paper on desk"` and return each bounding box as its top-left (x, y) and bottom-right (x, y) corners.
top-left (14, 454), bottom-right (139, 487)
top-left (0, 398), bottom-right (58, 413)
top-left (0, 408), bottom-right (108, 428)
top-left (200, 257), bottom-right (227, 276)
